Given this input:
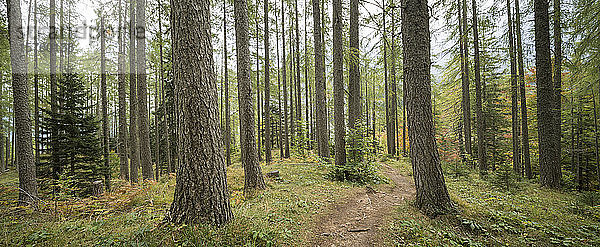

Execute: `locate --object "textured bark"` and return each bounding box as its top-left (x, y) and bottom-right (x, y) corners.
top-left (507, 0), bottom-right (521, 175)
top-left (101, 15), bottom-right (110, 191)
top-left (472, 0), bottom-right (486, 173)
top-left (137, 0), bottom-right (154, 180)
top-left (264, 0), bottom-right (272, 164)
top-left (167, 0), bottom-right (233, 225)
top-left (33, 0), bottom-right (39, 165)
top-left (276, 15), bottom-right (284, 157)
top-left (256, 1), bottom-right (262, 162)
top-left (348, 0), bottom-right (361, 132)
top-left (594, 89), bottom-right (600, 190)
top-left (536, 0), bottom-right (561, 188)
top-left (129, 0), bottom-right (140, 183)
top-left (460, 0), bottom-right (472, 156)
top-left (402, 0), bottom-right (453, 217)
top-left (313, 0), bottom-right (329, 158)
top-left (118, 0), bottom-right (129, 181)
top-left (515, 0), bottom-right (531, 178)
top-left (294, 0), bottom-right (301, 125)
top-left (333, 0), bottom-right (346, 166)
top-left (553, 0), bottom-right (562, 181)
top-left (224, 0), bottom-right (231, 166)
top-left (7, 0), bottom-right (38, 205)
top-left (383, 0), bottom-right (391, 155)
top-left (388, 0), bottom-right (397, 156)
top-left (281, 0), bottom-right (290, 158)
top-left (304, 0), bottom-right (310, 149)
top-left (234, 0), bottom-right (266, 193)
top-left (50, 0), bottom-right (57, 176)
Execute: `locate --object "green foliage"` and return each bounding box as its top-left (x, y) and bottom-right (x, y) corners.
top-left (488, 162), bottom-right (520, 191)
top-left (327, 120), bottom-right (383, 184)
top-left (40, 72), bottom-right (103, 197)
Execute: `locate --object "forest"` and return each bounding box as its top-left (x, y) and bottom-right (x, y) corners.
top-left (1, 0), bottom-right (599, 246)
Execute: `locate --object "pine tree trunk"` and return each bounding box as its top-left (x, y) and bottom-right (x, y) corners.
top-left (7, 0), bottom-right (38, 205)
top-left (472, 0), bottom-right (486, 173)
top-left (333, 0), bottom-right (346, 166)
top-left (137, 0), bottom-right (154, 180)
top-left (507, 0), bottom-right (521, 175)
top-left (224, 0), bottom-right (231, 166)
top-left (281, 0), bottom-right (290, 158)
top-left (402, 0), bottom-right (453, 217)
top-left (276, 11), bottom-right (284, 158)
top-left (33, 0), bottom-right (40, 165)
top-left (49, 0), bottom-right (58, 177)
top-left (348, 0), bottom-right (361, 133)
top-left (536, 0), bottom-right (561, 188)
top-left (255, 1), bottom-right (262, 162)
top-left (313, 0), bottom-right (329, 158)
top-left (294, 0), bottom-right (301, 126)
top-left (118, 0), bottom-right (128, 181)
top-left (101, 15), bottom-right (110, 191)
top-left (388, 0), bottom-right (397, 156)
top-left (383, 0), bottom-right (390, 155)
top-left (553, 0), bottom-right (562, 181)
top-left (515, 0), bottom-right (531, 179)
top-left (304, 0), bottom-right (311, 149)
top-left (264, 0), bottom-right (272, 164)
top-left (594, 89), bottom-right (600, 190)
top-left (460, 0), bottom-right (472, 157)
top-left (167, 0), bottom-right (233, 225)
top-left (129, 0), bottom-right (140, 183)
top-left (234, 0), bottom-right (266, 193)
top-left (0, 71), bottom-right (3, 173)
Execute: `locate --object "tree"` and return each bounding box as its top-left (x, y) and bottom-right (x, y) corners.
top-left (44, 72), bottom-right (103, 197)
top-left (536, 0), bottom-right (561, 188)
top-left (460, 0), bottom-right (472, 157)
top-left (281, 0), bottom-right (290, 158)
top-left (333, 0), bottom-right (346, 166)
top-left (514, 0), bottom-right (531, 179)
top-left (100, 14), bottom-right (110, 190)
top-left (507, 0), bottom-right (521, 175)
top-left (234, 0), bottom-right (266, 193)
top-left (167, 0), bottom-right (233, 226)
top-left (137, 0), bottom-right (153, 180)
top-left (553, 0), bottom-right (562, 181)
top-left (402, 0), bottom-right (453, 217)
top-left (313, 0), bottom-right (329, 158)
top-left (118, 0), bottom-right (129, 181)
top-left (472, 0), bottom-right (486, 173)
top-left (223, 0), bottom-right (231, 166)
top-left (33, 0), bottom-right (40, 165)
top-left (348, 0), bottom-right (361, 143)
top-left (264, 0), bottom-right (271, 164)
top-left (129, 0), bottom-right (140, 183)
top-left (7, 0), bottom-right (37, 205)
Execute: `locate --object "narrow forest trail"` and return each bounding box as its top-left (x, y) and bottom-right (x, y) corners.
top-left (308, 163), bottom-right (416, 246)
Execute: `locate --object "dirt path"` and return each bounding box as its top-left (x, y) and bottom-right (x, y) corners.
top-left (309, 163), bottom-right (415, 247)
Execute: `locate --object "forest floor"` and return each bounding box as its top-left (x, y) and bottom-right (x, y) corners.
top-left (1, 154), bottom-right (600, 246)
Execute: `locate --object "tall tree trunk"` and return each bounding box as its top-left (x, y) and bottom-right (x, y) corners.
top-left (137, 0), bottom-right (154, 180)
top-left (264, 0), bottom-right (271, 164)
top-left (33, 0), bottom-right (39, 166)
top-left (387, 0), bottom-right (398, 155)
top-left (7, 0), bottom-right (38, 205)
top-left (281, 0), bottom-right (290, 158)
top-left (348, 0), bottom-right (361, 132)
top-left (313, 0), bottom-right (329, 158)
top-left (536, 0), bottom-right (561, 188)
top-left (49, 0), bottom-right (58, 177)
top-left (276, 10), bottom-right (284, 158)
top-left (515, 0), bottom-right (531, 178)
top-left (507, 0), bottom-right (521, 175)
top-left (402, 0), bottom-right (453, 217)
top-left (294, 0), bottom-right (301, 126)
top-left (594, 89), bottom-right (600, 190)
top-left (576, 103), bottom-right (582, 191)
top-left (224, 0), bottom-right (231, 166)
top-left (101, 14), bottom-right (110, 191)
top-left (472, 0), bottom-right (486, 173)
top-left (460, 0), bottom-right (472, 157)
top-left (167, 0), bottom-right (233, 225)
top-left (553, 0), bottom-right (562, 180)
top-left (383, 0), bottom-right (391, 155)
top-left (333, 0), bottom-right (346, 166)
top-left (234, 0), bottom-right (267, 193)
top-left (129, 0), bottom-right (140, 183)
top-left (256, 0), bottom-right (262, 162)
top-left (118, 0), bottom-right (128, 181)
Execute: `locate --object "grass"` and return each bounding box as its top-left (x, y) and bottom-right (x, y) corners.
top-left (0, 154), bottom-right (358, 246)
top-left (385, 160), bottom-right (600, 247)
